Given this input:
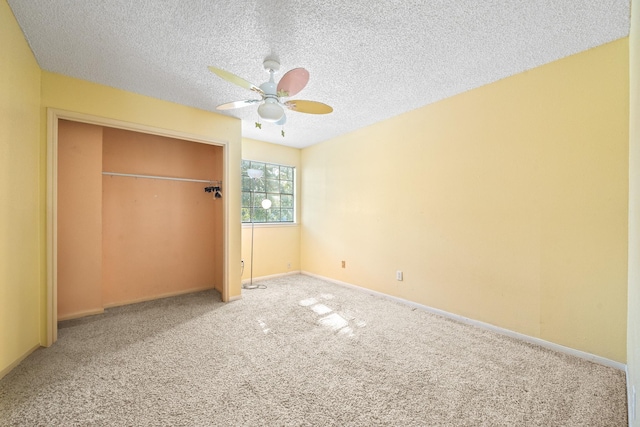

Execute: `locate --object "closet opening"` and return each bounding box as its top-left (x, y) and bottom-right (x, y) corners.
top-left (46, 109), bottom-right (229, 345)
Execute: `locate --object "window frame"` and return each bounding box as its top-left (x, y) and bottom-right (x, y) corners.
top-left (241, 159), bottom-right (296, 225)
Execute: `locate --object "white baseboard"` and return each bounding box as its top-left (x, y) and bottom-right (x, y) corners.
top-left (626, 366), bottom-right (632, 423)
top-left (0, 344), bottom-right (40, 380)
top-left (301, 271), bottom-right (626, 372)
top-left (242, 270), bottom-right (301, 285)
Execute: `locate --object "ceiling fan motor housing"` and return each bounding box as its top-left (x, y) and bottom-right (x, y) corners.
top-left (263, 58), bottom-right (280, 73)
top-left (258, 63), bottom-right (284, 122)
top-left (259, 80), bottom-right (277, 97)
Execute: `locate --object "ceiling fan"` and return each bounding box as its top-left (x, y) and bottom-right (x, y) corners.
top-left (208, 58), bottom-right (333, 127)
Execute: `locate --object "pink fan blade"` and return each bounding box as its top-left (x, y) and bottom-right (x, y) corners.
top-left (277, 68), bottom-right (309, 97)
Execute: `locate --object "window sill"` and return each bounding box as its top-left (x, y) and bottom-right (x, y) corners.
top-left (241, 222), bottom-right (299, 229)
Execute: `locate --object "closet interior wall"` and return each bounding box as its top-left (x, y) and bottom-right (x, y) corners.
top-left (57, 120), bottom-right (223, 321)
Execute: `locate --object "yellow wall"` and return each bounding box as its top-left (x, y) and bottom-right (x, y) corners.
top-left (241, 138), bottom-right (301, 281)
top-left (628, 0), bottom-right (640, 422)
top-left (0, 0), bottom-right (42, 375)
top-left (301, 39), bottom-right (629, 362)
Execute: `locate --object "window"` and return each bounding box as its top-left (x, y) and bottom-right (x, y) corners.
top-left (241, 160), bottom-right (295, 223)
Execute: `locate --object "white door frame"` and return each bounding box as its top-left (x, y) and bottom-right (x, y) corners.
top-left (46, 108), bottom-right (230, 345)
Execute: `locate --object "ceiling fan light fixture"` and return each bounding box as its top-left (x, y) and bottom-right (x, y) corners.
top-left (257, 100), bottom-right (284, 122)
top-left (275, 113), bottom-right (287, 126)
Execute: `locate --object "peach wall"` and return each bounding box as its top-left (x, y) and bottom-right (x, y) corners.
top-left (57, 120), bottom-right (104, 319)
top-left (102, 128), bottom-right (222, 179)
top-left (102, 128), bottom-right (223, 306)
top-left (56, 122), bottom-right (224, 317)
top-left (102, 178), bottom-right (218, 306)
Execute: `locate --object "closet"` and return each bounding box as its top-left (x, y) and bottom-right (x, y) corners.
top-left (57, 120), bottom-right (223, 320)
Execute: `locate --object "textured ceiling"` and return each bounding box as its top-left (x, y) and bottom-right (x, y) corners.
top-left (8, 1), bottom-right (630, 148)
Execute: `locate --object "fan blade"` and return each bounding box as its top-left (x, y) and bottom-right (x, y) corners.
top-left (208, 66), bottom-right (264, 95)
top-left (216, 99), bottom-right (261, 110)
top-left (284, 100), bottom-right (333, 114)
top-left (277, 68), bottom-right (309, 97)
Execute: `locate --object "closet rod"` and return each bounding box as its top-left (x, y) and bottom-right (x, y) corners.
top-left (102, 171), bottom-right (220, 184)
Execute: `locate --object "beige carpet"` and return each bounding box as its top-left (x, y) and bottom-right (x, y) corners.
top-left (0, 274), bottom-right (627, 426)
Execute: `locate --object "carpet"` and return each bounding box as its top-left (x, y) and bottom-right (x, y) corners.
top-left (0, 274), bottom-right (627, 426)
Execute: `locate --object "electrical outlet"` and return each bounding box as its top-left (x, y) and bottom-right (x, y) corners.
top-left (341, 261), bottom-right (346, 268)
top-left (396, 270), bottom-right (403, 281)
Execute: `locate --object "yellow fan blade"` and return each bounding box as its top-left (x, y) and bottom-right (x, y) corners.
top-left (284, 100), bottom-right (333, 114)
top-left (208, 66), bottom-right (264, 95)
